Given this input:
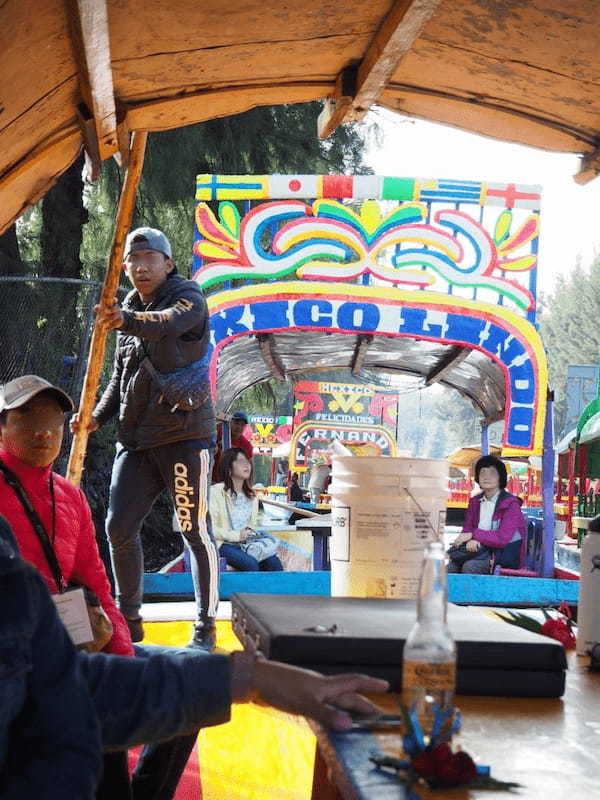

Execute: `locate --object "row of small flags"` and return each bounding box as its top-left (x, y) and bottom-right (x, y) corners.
top-left (195, 174), bottom-right (541, 210)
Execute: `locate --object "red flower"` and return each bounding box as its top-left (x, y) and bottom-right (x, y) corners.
top-left (411, 751), bottom-right (435, 777)
top-left (436, 751), bottom-right (478, 787)
top-left (540, 618), bottom-right (576, 649)
top-left (412, 743), bottom-right (477, 787)
top-left (558, 600), bottom-right (572, 620)
top-left (412, 745), bottom-right (445, 778)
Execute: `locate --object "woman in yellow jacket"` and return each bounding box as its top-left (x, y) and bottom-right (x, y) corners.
top-left (209, 447), bottom-right (283, 571)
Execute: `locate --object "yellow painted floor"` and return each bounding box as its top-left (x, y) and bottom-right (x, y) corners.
top-left (143, 620), bottom-right (316, 800)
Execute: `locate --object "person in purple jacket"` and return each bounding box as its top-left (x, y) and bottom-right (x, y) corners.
top-left (448, 455), bottom-right (526, 574)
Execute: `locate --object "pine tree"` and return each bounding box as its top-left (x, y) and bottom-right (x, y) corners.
top-left (538, 257), bottom-right (600, 434)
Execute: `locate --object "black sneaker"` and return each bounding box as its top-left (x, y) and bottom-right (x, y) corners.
top-left (125, 616), bottom-right (144, 643)
top-left (187, 619), bottom-right (216, 651)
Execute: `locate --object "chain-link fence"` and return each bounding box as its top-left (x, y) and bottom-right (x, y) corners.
top-left (0, 276), bottom-right (102, 397)
top-left (0, 276), bottom-right (105, 470)
top-left (0, 275), bottom-right (184, 572)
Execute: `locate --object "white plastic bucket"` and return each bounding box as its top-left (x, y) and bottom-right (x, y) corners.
top-left (329, 456), bottom-right (448, 598)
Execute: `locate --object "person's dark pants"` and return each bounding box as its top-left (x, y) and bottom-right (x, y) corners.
top-left (129, 644), bottom-right (207, 799)
top-left (447, 550), bottom-right (491, 574)
top-left (96, 751), bottom-right (132, 799)
top-left (219, 543), bottom-right (283, 571)
top-left (106, 442), bottom-right (219, 623)
top-left (447, 539), bottom-right (521, 574)
top-left (131, 732), bottom-right (198, 800)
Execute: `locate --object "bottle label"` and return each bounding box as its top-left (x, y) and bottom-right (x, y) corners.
top-left (402, 660), bottom-right (456, 691)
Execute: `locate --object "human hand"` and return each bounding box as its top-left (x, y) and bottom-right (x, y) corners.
top-left (95, 298), bottom-right (124, 330)
top-left (452, 532), bottom-right (471, 547)
top-left (246, 658), bottom-right (389, 731)
top-left (466, 539), bottom-right (480, 552)
top-left (239, 527), bottom-right (254, 542)
top-left (69, 413), bottom-right (100, 434)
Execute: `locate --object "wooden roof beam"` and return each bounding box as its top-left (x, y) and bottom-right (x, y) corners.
top-left (257, 334), bottom-right (286, 381)
top-left (351, 334), bottom-right (374, 376)
top-left (319, 0), bottom-right (442, 138)
top-left (574, 145), bottom-right (600, 185)
top-left (424, 345), bottom-right (471, 386)
top-left (67, 0), bottom-right (120, 172)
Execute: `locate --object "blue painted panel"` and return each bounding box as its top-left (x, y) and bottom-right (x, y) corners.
top-left (144, 571), bottom-right (331, 597)
top-left (448, 574), bottom-right (579, 605)
top-left (144, 571), bottom-right (579, 605)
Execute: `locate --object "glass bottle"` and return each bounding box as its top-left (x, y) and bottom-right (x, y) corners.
top-left (402, 541), bottom-right (456, 740)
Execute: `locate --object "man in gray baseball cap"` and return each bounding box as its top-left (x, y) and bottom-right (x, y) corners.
top-left (0, 374), bottom-right (73, 415)
top-left (125, 226), bottom-right (173, 261)
top-left (73, 223), bottom-right (219, 655)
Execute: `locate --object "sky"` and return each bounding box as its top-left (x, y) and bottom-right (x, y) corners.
top-left (365, 108), bottom-right (600, 294)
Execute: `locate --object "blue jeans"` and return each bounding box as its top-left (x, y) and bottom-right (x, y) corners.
top-left (219, 543), bottom-right (283, 571)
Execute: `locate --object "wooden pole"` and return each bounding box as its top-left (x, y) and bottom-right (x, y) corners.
top-left (67, 130), bottom-right (148, 486)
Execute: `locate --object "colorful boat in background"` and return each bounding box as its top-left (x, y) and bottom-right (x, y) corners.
top-left (145, 172), bottom-right (579, 608)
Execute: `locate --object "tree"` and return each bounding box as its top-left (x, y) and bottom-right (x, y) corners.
top-left (538, 257), bottom-right (600, 435)
top-left (0, 225), bottom-right (22, 276)
top-left (40, 154), bottom-right (87, 279)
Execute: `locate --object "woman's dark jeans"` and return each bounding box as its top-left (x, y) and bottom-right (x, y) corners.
top-left (219, 543), bottom-right (283, 572)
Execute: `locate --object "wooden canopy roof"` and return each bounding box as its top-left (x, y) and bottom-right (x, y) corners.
top-left (3, 0), bottom-right (600, 236)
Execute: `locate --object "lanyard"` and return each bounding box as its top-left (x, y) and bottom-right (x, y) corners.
top-left (0, 460), bottom-right (66, 591)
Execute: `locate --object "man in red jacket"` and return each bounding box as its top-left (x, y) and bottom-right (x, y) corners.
top-left (0, 374), bottom-right (199, 800)
top-left (0, 374), bottom-right (132, 655)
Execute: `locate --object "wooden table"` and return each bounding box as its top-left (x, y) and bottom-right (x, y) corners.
top-left (310, 653), bottom-right (600, 799)
top-left (296, 515), bottom-right (332, 570)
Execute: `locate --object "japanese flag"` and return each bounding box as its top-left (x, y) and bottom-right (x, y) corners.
top-left (268, 175), bottom-right (319, 198)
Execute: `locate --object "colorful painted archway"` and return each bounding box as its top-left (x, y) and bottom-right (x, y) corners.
top-left (194, 174), bottom-right (548, 457)
top-left (207, 281), bottom-right (546, 456)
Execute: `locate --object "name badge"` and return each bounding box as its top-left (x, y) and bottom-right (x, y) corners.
top-left (52, 587), bottom-right (93, 646)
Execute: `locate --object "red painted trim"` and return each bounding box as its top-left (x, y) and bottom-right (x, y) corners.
top-left (553, 567), bottom-right (580, 581)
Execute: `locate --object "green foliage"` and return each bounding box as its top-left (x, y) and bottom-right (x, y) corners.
top-left (538, 256), bottom-right (600, 434)
top-left (14, 206), bottom-right (42, 269)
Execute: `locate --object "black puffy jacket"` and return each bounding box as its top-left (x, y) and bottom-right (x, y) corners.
top-left (93, 274), bottom-right (216, 450)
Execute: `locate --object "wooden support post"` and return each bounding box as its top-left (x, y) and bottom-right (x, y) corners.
top-left (67, 0), bottom-right (119, 163)
top-left (257, 333), bottom-right (286, 381)
top-left (66, 130), bottom-right (148, 486)
top-left (318, 0), bottom-right (441, 136)
top-left (574, 147), bottom-right (600, 185)
top-left (318, 68), bottom-right (358, 140)
top-left (350, 333), bottom-right (373, 376)
top-left (424, 344), bottom-right (470, 386)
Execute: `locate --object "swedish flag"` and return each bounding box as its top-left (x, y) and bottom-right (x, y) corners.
top-left (195, 174), bottom-right (268, 200)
